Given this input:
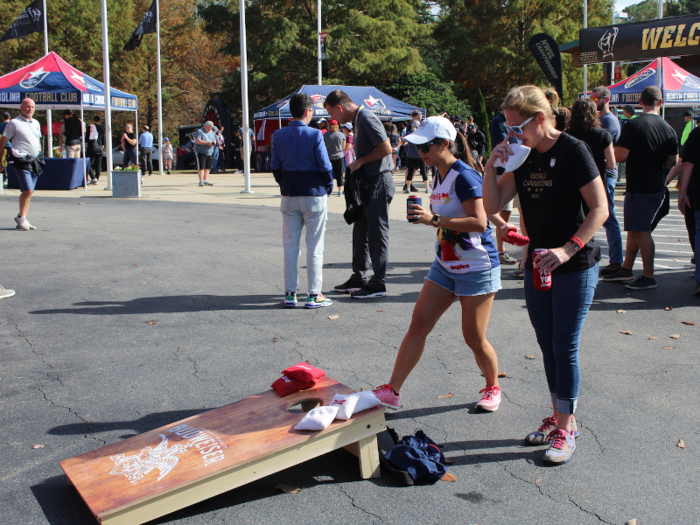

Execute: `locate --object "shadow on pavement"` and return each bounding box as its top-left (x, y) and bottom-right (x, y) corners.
top-left (48, 409), bottom-right (208, 437)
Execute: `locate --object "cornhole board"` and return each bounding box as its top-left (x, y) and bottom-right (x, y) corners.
top-left (60, 377), bottom-right (386, 525)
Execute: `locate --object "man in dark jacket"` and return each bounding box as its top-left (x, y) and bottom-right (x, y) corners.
top-left (86, 115), bottom-right (104, 184)
top-left (271, 93), bottom-right (334, 309)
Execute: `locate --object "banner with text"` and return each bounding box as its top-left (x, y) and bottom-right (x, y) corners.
top-left (528, 33), bottom-right (563, 101)
top-left (579, 14), bottom-right (700, 65)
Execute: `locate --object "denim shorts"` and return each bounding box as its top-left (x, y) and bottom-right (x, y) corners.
top-left (15, 166), bottom-right (38, 192)
top-left (624, 191), bottom-right (664, 232)
top-left (425, 259), bottom-right (501, 296)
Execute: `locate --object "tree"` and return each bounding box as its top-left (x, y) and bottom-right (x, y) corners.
top-left (433, 0), bottom-right (610, 110)
top-left (198, 0), bottom-right (431, 116)
top-left (473, 88), bottom-right (491, 155)
top-left (379, 72), bottom-right (470, 117)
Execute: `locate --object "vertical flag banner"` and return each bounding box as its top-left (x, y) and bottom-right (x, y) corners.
top-left (1, 0), bottom-right (45, 42)
top-left (528, 33), bottom-right (564, 101)
top-left (320, 31), bottom-right (328, 60)
top-left (124, 0), bottom-right (157, 51)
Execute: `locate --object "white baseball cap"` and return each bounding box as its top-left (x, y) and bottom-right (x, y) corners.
top-left (404, 116), bottom-right (457, 144)
top-left (342, 122), bottom-right (353, 130)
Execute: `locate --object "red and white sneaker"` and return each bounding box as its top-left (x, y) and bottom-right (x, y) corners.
top-left (372, 384), bottom-right (400, 408)
top-left (475, 385), bottom-right (501, 412)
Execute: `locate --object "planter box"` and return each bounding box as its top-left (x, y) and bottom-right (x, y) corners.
top-left (112, 170), bottom-right (141, 198)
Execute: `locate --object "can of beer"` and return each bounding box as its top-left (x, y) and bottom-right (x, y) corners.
top-left (407, 195), bottom-right (422, 223)
top-left (532, 249), bottom-right (552, 291)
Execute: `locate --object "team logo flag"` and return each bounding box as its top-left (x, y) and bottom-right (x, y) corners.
top-left (124, 0), bottom-right (158, 51)
top-left (1, 0), bottom-right (44, 43)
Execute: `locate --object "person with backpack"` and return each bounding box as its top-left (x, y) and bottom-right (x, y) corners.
top-left (86, 116), bottom-right (105, 184)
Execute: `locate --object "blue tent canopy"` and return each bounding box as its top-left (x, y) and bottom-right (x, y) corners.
top-left (0, 52), bottom-right (137, 111)
top-left (253, 85), bottom-right (424, 121)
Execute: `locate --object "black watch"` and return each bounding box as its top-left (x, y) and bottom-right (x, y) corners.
top-left (432, 214), bottom-right (440, 227)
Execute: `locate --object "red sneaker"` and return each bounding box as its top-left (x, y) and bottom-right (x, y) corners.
top-left (372, 384), bottom-right (400, 408)
top-left (475, 386), bottom-right (501, 412)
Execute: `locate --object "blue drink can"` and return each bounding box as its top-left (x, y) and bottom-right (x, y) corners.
top-left (407, 195), bottom-right (422, 222)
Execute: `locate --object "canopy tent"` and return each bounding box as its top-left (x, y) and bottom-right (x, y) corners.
top-left (0, 52), bottom-right (138, 190)
top-left (608, 57), bottom-right (700, 107)
top-left (253, 85), bottom-right (425, 121)
top-left (0, 51), bottom-right (137, 111)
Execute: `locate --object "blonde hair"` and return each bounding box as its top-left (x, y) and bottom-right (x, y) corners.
top-left (329, 124), bottom-right (340, 132)
top-left (501, 85), bottom-right (558, 126)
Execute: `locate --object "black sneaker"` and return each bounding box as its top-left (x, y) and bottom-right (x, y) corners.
top-left (625, 276), bottom-right (657, 290)
top-left (600, 263), bottom-right (621, 276)
top-left (351, 283), bottom-right (387, 299)
top-left (409, 185), bottom-right (419, 192)
top-left (402, 185), bottom-right (409, 194)
top-left (334, 276), bottom-right (368, 294)
top-left (600, 267), bottom-right (634, 282)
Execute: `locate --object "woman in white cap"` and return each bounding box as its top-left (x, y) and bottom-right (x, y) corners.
top-left (373, 116), bottom-right (503, 413)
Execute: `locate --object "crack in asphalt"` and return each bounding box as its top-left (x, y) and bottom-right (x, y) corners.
top-left (337, 486), bottom-right (385, 523)
top-left (15, 323), bottom-right (53, 369)
top-left (567, 496), bottom-right (615, 524)
top-left (578, 422), bottom-right (605, 454)
top-left (38, 387), bottom-right (106, 445)
top-left (500, 389), bottom-right (525, 409)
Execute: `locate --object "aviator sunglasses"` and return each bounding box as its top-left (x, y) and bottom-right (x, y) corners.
top-left (417, 139), bottom-right (443, 153)
top-left (504, 115), bottom-right (534, 136)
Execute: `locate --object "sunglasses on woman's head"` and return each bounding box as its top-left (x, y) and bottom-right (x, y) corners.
top-left (417, 139), bottom-right (443, 153)
top-left (504, 115), bottom-right (535, 135)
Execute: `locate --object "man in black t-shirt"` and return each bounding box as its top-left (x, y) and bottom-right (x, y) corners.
top-left (677, 126), bottom-right (700, 296)
top-left (467, 125), bottom-right (486, 171)
top-left (605, 86), bottom-right (678, 290)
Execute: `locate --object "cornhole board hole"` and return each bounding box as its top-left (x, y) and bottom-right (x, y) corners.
top-left (60, 377), bottom-right (386, 525)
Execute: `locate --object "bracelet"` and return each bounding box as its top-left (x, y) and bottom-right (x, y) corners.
top-left (570, 236), bottom-right (584, 250)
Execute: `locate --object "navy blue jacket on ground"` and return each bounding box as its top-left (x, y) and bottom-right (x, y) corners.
top-left (271, 120), bottom-right (333, 196)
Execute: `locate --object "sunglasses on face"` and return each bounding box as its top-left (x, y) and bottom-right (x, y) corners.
top-left (505, 116), bottom-right (534, 136)
top-left (417, 139), bottom-right (443, 153)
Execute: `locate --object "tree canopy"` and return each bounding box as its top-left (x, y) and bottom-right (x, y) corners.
top-left (379, 72), bottom-right (470, 117)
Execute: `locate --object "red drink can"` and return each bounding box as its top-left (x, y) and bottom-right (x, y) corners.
top-left (407, 195), bottom-right (422, 222)
top-left (533, 248), bottom-right (552, 291)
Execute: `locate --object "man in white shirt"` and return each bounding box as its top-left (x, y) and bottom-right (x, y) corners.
top-left (0, 98), bottom-right (42, 230)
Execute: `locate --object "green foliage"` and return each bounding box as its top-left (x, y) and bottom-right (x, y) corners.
top-left (433, 0), bottom-right (611, 110)
top-left (623, 0), bottom-right (700, 22)
top-left (198, 0), bottom-right (431, 115)
top-left (473, 88), bottom-right (491, 155)
top-left (379, 72), bottom-right (470, 117)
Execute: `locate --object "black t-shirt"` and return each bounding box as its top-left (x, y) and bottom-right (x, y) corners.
top-left (679, 126), bottom-right (700, 208)
top-left (616, 113), bottom-right (678, 194)
top-left (63, 117), bottom-right (83, 145)
top-left (513, 133), bottom-right (602, 274)
top-left (124, 132), bottom-right (136, 150)
top-left (468, 130), bottom-right (486, 155)
top-left (568, 127), bottom-right (612, 178)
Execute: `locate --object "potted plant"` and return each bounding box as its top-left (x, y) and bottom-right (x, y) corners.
top-left (112, 165), bottom-right (141, 198)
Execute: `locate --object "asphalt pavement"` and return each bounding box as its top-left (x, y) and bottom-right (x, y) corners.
top-left (1, 172), bottom-right (698, 525)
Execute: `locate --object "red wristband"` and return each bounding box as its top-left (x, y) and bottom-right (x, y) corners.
top-left (570, 236), bottom-right (584, 250)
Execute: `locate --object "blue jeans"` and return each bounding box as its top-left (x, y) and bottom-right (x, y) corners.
top-left (281, 195), bottom-right (328, 295)
top-left (695, 210), bottom-right (700, 284)
top-left (603, 171), bottom-right (623, 264)
top-left (524, 264), bottom-right (598, 414)
top-left (212, 147), bottom-right (220, 170)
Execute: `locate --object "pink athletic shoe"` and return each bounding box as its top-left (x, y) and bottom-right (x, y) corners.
top-left (372, 384), bottom-right (400, 408)
top-left (475, 385), bottom-right (501, 412)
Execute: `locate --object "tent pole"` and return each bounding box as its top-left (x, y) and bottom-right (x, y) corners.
top-left (101, 0), bottom-right (114, 190)
top-left (43, 0), bottom-right (53, 158)
top-left (240, 0), bottom-right (253, 194)
top-left (81, 104), bottom-right (88, 191)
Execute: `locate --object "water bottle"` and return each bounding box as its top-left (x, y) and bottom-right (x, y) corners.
top-left (407, 195), bottom-right (422, 222)
top-left (533, 249), bottom-right (552, 291)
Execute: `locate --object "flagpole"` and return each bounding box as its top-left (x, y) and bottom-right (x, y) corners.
top-left (240, 0), bottom-right (253, 194)
top-left (317, 0), bottom-right (322, 85)
top-left (101, 0), bottom-right (114, 189)
top-left (43, 0), bottom-right (53, 158)
top-left (583, 0), bottom-right (588, 97)
top-left (156, 0), bottom-right (163, 175)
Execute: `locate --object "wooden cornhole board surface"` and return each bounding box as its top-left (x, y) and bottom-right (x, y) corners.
top-left (60, 377), bottom-right (386, 525)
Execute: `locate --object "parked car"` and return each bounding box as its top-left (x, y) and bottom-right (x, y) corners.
top-left (102, 144), bottom-right (160, 171)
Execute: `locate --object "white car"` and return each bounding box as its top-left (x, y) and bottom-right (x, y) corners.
top-left (104, 144), bottom-right (160, 170)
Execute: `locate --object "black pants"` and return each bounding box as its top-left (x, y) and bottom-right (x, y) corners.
top-left (139, 147), bottom-right (153, 175)
top-left (405, 157), bottom-right (427, 182)
top-left (352, 171), bottom-right (395, 286)
top-left (331, 157), bottom-right (345, 188)
top-left (89, 152), bottom-right (102, 180)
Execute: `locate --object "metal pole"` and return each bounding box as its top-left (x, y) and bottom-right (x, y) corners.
top-left (583, 0), bottom-right (588, 96)
top-left (80, 104), bottom-right (88, 191)
top-left (240, 0), bottom-right (253, 193)
top-left (100, 0), bottom-right (114, 190)
top-left (156, 0), bottom-right (164, 175)
top-left (657, 0), bottom-right (663, 90)
top-left (317, 0), bottom-right (322, 85)
top-left (43, 0), bottom-right (52, 158)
